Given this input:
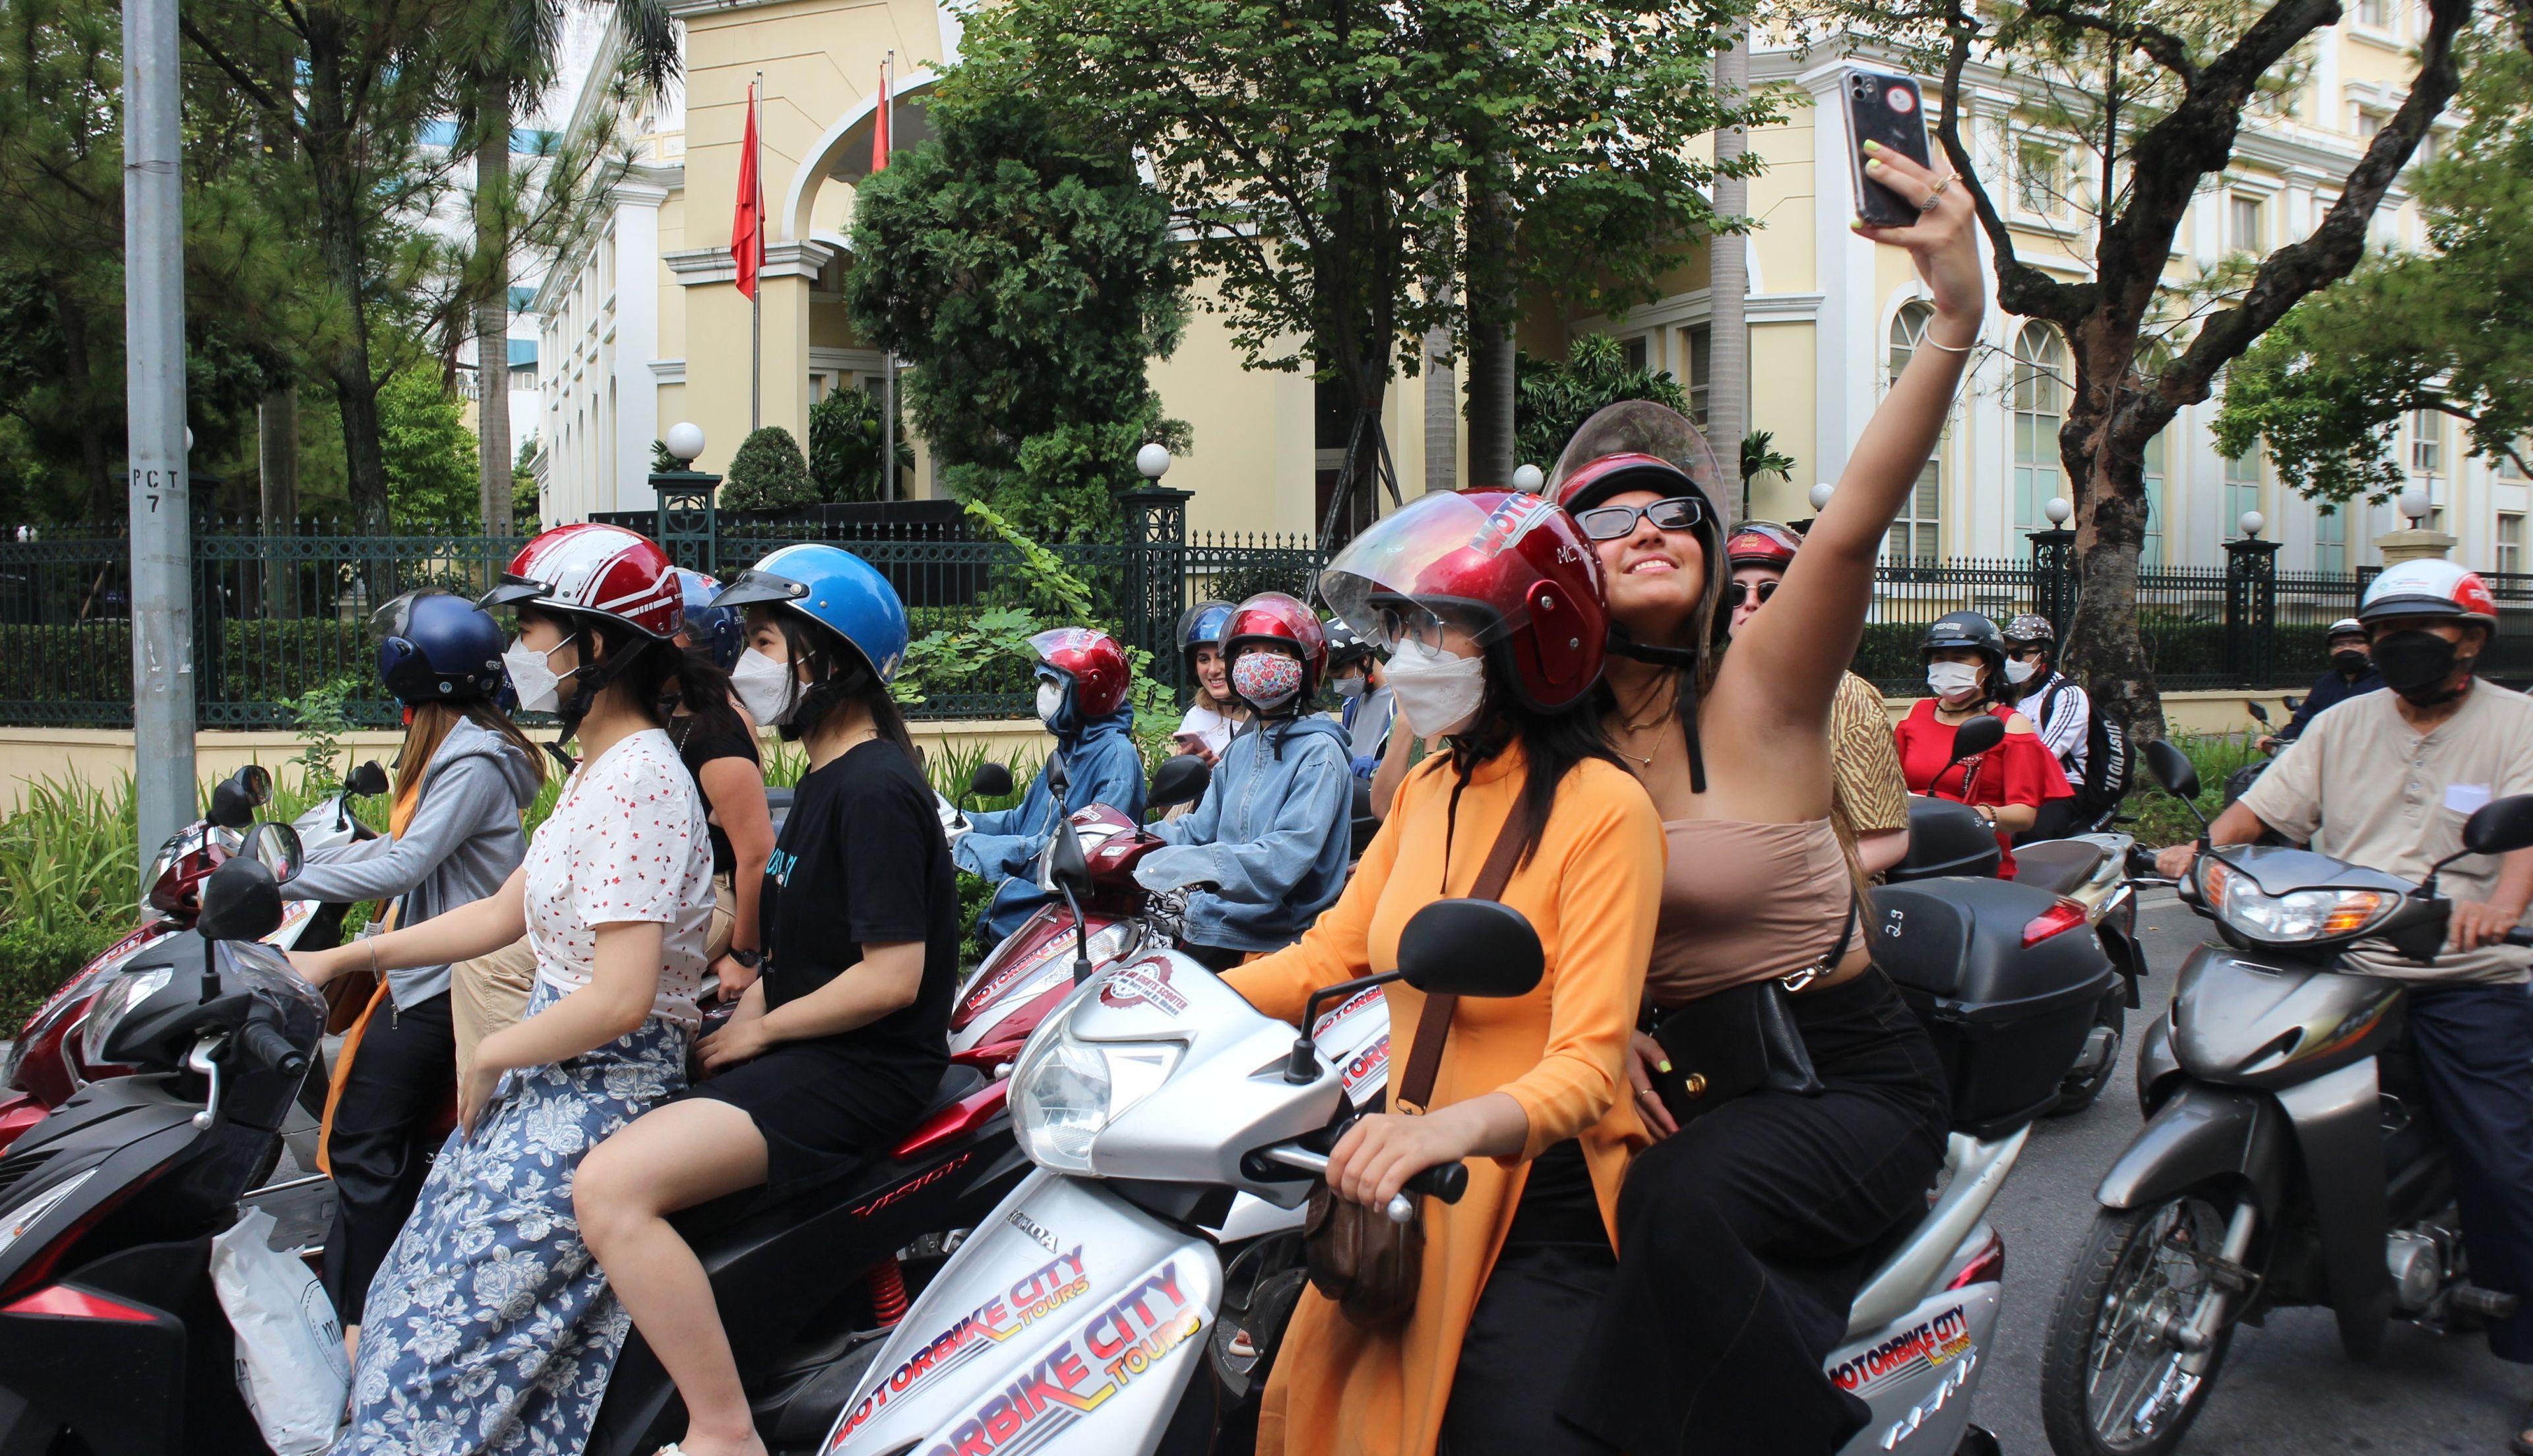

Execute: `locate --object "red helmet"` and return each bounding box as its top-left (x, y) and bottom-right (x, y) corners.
top-left (1222, 592), bottom-right (1329, 700)
top-left (1028, 627), bottom-right (1130, 718)
top-left (480, 524), bottom-right (681, 639)
top-left (1320, 489), bottom-right (1608, 713)
top-left (1725, 521), bottom-right (1802, 571)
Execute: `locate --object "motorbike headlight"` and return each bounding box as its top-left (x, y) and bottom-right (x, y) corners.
top-left (78, 968), bottom-right (172, 1070)
top-left (1009, 997), bottom-right (1181, 1174)
top-left (2203, 859), bottom-right (2396, 944)
top-left (0, 1168), bottom-right (96, 1259)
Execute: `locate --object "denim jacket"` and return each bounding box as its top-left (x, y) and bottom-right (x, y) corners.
top-left (953, 707), bottom-right (1146, 946)
top-left (1135, 714), bottom-right (1352, 954)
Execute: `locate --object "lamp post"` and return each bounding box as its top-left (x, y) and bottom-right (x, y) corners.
top-left (2226, 509), bottom-right (2281, 686)
top-left (2027, 498), bottom-right (2077, 648)
top-left (1121, 444), bottom-right (1191, 683)
top-left (652, 421), bottom-right (722, 572)
top-left (124, 0), bottom-right (191, 870)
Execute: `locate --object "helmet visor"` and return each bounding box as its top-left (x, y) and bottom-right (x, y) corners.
top-left (369, 588), bottom-right (442, 642)
top-left (1320, 491), bottom-right (1555, 652)
top-left (710, 568), bottom-right (811, 611)
top-left (1028, 627), bottom-right (1110, 662)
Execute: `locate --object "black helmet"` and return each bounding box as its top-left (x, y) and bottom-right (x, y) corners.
top-left (1920, 610), bottom-right (2006, 678)
top-left (1323, 617), bottom-right (1375, 673)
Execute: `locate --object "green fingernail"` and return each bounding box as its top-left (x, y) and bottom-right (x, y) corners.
top-left (1863, 139), bottom-right (1880, 151)
top-left (1657, 1058), bottom-right (1673, 1074)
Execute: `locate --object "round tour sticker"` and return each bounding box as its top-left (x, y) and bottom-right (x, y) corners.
top-left (1887, 87), bottom-right (1917, 114)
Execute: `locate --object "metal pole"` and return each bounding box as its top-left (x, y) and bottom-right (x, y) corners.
top-left (879, 52), bottom-right (896, 501)
top-left (749, 71), bottom-right (763, 433)
top-left (124, 0), bottom-right (193, 872)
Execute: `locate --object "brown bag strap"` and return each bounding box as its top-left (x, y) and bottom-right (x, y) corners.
top-left (1395, 790), bottom-right (1531, 1114)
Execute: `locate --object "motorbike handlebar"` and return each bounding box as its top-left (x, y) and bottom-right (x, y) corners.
top-left (236, 1017), bottom-right (308, 1079)
top-left (2506, 927), bottom-right (2533, 948)
top-left (1402, 1161), bottom-right (1468, 1205)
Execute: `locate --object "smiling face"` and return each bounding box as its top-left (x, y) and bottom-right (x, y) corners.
top-left (1589, 487), bottom-right (1708, 644)
top-left (1728, 564), bottom-right (1782, 638)
top-left (1193, 644), bottom-right (1238, 709)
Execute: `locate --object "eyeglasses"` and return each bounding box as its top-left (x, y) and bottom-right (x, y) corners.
top-left (1372, 603), bottom-right (1453, 652)
top-left (1573, 495), bottom-right (1709, 543)
top-left (1723, 579), bottom-right (1780, 609)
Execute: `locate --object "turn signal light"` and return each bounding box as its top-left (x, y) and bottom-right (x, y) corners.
top-left (2021, 897), bottom-right (2090, 948)
top-left (1947, 1232), bottom-right (2006, 1289)
top-left (1, 1284), bottom-right (156, 1322)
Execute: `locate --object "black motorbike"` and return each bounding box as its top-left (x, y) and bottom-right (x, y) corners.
top-left (2037, 742), bottom-right (2533, 1456)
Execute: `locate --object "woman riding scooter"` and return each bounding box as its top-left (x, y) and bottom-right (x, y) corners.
top-left (284, 589), bottom-right (546, 1352)
top-left (1894, 610), bottom-right (2073, 879)
top-left (1135, 592), bottom-right (1354, 969)
top-left (1551, 138), bottom-right (1976, 1456)
top-left (577, 544), bottom-right (963, 1456)
top-left (288, 523), bottom-right (720, 1455)
top-left (1173, 599), bottom-right (1249, 764)
top-left (953, 628), bottom-right (1146, 946)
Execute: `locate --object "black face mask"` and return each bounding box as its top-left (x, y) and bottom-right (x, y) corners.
top-left (2370, 630), bottom-right (2470, 706)
top-left (2330, 650), bottom-right (2370, 678)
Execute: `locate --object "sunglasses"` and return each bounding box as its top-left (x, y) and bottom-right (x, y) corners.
top-left (2005, 645), bottom-right (2049, 660)
top-left (1573, 495), bottom-right (1709, 542)
top-left (1724, 579), bottom-right (1780, 609)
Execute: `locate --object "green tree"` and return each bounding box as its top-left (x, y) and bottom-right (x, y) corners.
top-left (377, 368), bottom-right (481, 522)
top-left (2218, 27), bottom-right (2533, 505)
top-left (807, 387), bottom-right (916, 504)
top-left (952, 0), bottom-right (1761, 541)
top-left (1512, 334), bottom-right (1693, 472)
top-left (720, 425), bottom-right (817, 512)
top-left (847, 91), bottom-right (1187, 539)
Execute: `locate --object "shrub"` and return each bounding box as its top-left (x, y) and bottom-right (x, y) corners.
top-left (807, 389), bottom-right (914, 503)
top-left (720, 427), bottom-right (817, 512)
top-left (0, 921), bottom-right (118, 1029)
top-left (0, 776), bottom-right (139, 939)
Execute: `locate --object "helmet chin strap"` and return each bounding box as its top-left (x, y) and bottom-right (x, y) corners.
top-left (1604, 628), bottom-right (1707, 794)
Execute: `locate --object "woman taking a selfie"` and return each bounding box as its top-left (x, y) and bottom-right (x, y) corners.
top-left (1548, 142), bottom-right (1980, 1456)
top-left (288, 524), bottom-right (717, 1455)
top-left (1224, 490), bottom-right (1665, 1456)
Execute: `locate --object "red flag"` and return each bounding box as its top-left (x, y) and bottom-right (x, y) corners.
top-left (732, 82), bottom-right (763, 301)
top-left (871, 63), bottom-right (891, 173)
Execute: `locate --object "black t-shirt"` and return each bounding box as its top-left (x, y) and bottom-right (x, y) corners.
top-left (671, 713), bottom-right (761, 876)
top-left (757, 739), bottom-right (961, 1130)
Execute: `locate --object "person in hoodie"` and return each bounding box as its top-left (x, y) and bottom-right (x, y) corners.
top-left (951, 628), bottom-right (1147, 948)
top-left (1135, 592), bottom-right (1354, 969)
top-left (281, 590), bottom-right (546, 1347)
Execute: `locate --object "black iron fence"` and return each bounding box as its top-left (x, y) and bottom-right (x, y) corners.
top-left (7, 505), bottom-right (2528, 729)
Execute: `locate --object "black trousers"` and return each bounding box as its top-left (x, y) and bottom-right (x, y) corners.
top-left (2407, 984), bottom-right (2533, 1363)
top-left (1559, 969), bottom-right (1951, 1456)
top-left (319, 989), bottom-right (456, 1324)
top-left (1440, 1240), bottom-right (1615, 1456)
top-left (2017, 798), bottom-right (2082, 844)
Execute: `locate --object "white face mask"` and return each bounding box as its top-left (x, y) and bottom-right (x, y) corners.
top-left (1332, 674), bottom-right (1368, 700)
top-left (1926, 661), bottom-right (1983, 700)
top-left (1384, 638), bottom-right (1486, 739)
top-left (732, 648), bottom-right (797, 726)
top-left (503, 638), bottom-right (568, 715)
top-left (1036, 681), bottom-right (1065, 726)
top-left (2004, 657), bottom-right (2038, 686)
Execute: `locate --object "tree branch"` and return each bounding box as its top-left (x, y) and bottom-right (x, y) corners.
top-left (2015, 0), bottom-right (2201, 87)
top-left (177, 17), bottom-right (293, 125)
top-left (1936, 0), bottom-right (2092, 324)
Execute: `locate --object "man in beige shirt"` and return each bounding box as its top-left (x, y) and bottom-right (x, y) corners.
top-left (2156, 561), bottom-right (2533, 1438)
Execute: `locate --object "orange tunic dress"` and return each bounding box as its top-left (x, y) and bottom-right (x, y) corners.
top-left (1224, 741), bottom-right (1666, 1456)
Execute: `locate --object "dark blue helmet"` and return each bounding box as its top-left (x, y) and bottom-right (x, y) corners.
top-left (673, 568), bottom-right (745, 671)
top-left (1177, 600), bottom-right (1235, 673)
top-left (373, 590), bottom-right (507, 707)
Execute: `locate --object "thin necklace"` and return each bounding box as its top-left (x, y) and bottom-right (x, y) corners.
top-left (1616, 671), bottom-right (1680, 733)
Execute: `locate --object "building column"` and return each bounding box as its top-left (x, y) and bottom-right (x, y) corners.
top-left (609, 177), bottom-right (668, 515)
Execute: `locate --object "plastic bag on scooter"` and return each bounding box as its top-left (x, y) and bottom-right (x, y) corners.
top-left (210, 1204), bottom-right (349, 1455)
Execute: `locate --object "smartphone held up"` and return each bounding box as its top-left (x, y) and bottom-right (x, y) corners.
top-left (1844, 69), bottom-right (1935, 228)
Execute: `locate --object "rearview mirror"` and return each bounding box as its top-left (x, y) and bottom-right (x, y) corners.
top-left (242, 821), bottom-right (304, 883)
top-left (1396, 900), bottom-right (1544, 1000)
top-left (1945, 713), bottom-right (2005, 766)
top-left (2142, 739), bottom-right (2200, 801)
top-left (2244, 700), bottom-right (2269, 725)
top-left (347, 760), bottom-right (391, 797)
top-left (969, 761), bottom-right (1015, 802)
top-left (1047, 818), bottom-right (1094, 901)
top-left (1045, 754), bottom-right (1071, 799)
top-left (2463, 795), bottom-right (2533, 859)
top-left (197, 855), bottom-right (285, 943)
top-left (1148, 754), bottom-right (1211, 812)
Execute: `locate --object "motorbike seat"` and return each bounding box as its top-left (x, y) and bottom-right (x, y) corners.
top-left (920, 1064), bottom-right (988, 1118)
top-left (2011, 839), bottom-right (2107, 899)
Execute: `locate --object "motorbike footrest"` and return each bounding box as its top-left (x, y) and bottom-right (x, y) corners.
top-left (2454, 1285), bottom-right (2522, 1321)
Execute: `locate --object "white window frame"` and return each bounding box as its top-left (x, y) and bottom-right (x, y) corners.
top-left (2497, 512), bottom-right (2524, 574)
top-left (2013, 322), bottom-right (2067, 537)
top-left (1885, 301), bottom-right (1945, 562)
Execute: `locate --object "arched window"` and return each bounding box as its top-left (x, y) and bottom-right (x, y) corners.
top-left (2013, 323), bottom-right (2067, 537)
top-left (1885, 301), bottom-right (1945, 562)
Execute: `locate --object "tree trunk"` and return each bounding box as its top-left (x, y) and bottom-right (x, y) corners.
top-left (2061, 339), bottom-right (2181, 741)
top-left (259, 384), bottom-right (299, 617)
top-left (1423, 317), bottom-right (1455, 494)
top-left (303, 15), bottom-right (391, 527)
top-left (1708, 28), bottom-right (1749, 527)
top-left (1464, 180), bottom-right (1516, 488)
top-left (49, 280), bottom-right (112, 517)
top-left (474, 89), bottom-right (514, 533)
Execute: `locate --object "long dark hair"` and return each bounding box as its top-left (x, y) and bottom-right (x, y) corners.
top-left (396, 700), bottom-right (549, 799)
top-left (756, 608), bottom-right (917, 760)
top-left (671, 646), bottom-right (749, 744)
top-left (1439, 640), bottom-right (1629, 877)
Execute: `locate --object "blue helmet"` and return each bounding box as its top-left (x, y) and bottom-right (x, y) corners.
top-left (673, 568), bottom-right (745, 671)
top-left (1177, 599), bottom-right (1235, 673)
top-left (712, 543), bottom-right (910, 683)
top-left (373, 590), bottom-right (508, 707)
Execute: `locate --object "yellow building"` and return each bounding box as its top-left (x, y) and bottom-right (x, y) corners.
top-left (533, 1), bottom-right (2528, 574)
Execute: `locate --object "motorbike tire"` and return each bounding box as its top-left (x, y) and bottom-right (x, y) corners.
top-left (2049, 990), bottom-right (2127, 1118)
top-left (2040, 1196), bottom-right (2237, 1456)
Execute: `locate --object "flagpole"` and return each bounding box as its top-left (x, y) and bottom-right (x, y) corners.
top-left (879, 49), bottom-right (896, 501)
top-left (749, 71), bottom-right (763, 434)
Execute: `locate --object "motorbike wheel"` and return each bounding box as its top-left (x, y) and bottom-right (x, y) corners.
top-left (2051, 991), bottom-right (2127, 1117)
top-left (2040, 1196), bottom-right (2237, 1456)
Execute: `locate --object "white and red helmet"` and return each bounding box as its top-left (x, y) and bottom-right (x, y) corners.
top-left (480, 524), bottom-right (683, 639)
top-left (2358, 559), bottom-right (2499, 628)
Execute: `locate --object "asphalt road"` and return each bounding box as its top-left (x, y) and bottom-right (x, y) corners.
top-left (1971, 889), bottom-right (2526, 1456)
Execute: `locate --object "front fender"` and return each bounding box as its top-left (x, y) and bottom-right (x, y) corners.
top-left (2094, 1081), bottom-right (2288, 1223)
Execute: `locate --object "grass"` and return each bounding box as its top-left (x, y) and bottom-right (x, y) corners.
top-left (2126, 733), bottom-right (2269, 848)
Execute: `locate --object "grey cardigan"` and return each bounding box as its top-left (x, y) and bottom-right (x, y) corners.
top-left (286, 718), bottom-right (543, 1007)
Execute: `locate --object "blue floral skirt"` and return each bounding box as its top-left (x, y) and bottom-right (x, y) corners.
top-left (332, 979), bottom-right (689, 1455)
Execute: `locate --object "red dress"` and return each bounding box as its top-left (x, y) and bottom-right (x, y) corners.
top-left (1892, 699), bottom-right (2075, 878)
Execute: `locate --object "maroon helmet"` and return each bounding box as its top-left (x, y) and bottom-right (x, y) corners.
top-left (1222, 592), bottom-right (1330, 700)
top-left (1725, 521), bottom-right (1803, 571)
top-left (1028, 627), bottom-right (1130, 718)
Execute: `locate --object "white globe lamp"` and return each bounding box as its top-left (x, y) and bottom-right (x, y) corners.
top-left (2238, 510), bottom-right (2267, 539)
top-left (664, 421), bottom-right (706, 465)
top-left (2045, 497), bottom-right (2073, 527)
top-left (1136, 443), bottom-right (1173, 481)
top-left (1511, 464), bottom-right (1545, 493)
top-left (1808, 482), bottom-right (1834, 511)
top-left (2398, 487), bottom-right (2431, 526)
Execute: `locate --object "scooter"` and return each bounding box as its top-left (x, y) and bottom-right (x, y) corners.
top-left (2037, 743), bottom-right (2533, 1456)
top-left (0, 761), bottom-right (385, 1152)
top-left (825, 804), bottom-right (2072, 1456)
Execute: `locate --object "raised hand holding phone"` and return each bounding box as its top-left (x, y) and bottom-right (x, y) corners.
top-left (1844, 69), bottom-right (1935, 226)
